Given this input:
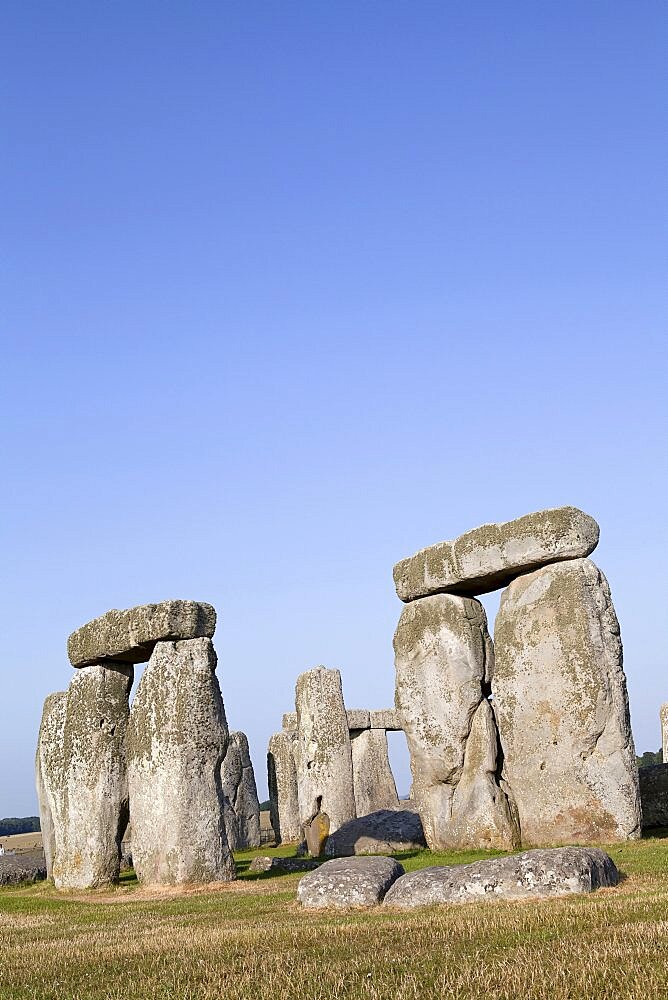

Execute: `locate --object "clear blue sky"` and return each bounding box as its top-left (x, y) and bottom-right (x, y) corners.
top-left (2, 2), bottom-right (666, 813)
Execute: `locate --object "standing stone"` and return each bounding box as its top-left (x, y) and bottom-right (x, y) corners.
top-left (127, 637), bottom-right (235, 884)
top-left (221, 731), bottom-right (261, 851)
top-left (52, 665), bottom-right (133, 889)
top-left (294, 667), bottom-right (356, 839)
top-left (661, 704), bottom-right (668, 763)
top-left (267, 730), bottom-right (301, 844)
top-left (351, 729), bottom-right (400, 816)
top-left (394, 594), bottom-right (518, 851)
top-left (493, 558), bottom-right (641, 845)
top-left (35, 692), bottom-right (67, 880)
top-left (394, 506), bottom-right (600, 601)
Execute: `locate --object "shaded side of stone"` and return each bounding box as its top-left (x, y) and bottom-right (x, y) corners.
top-left (68, 600), bottom-right (217, 668)
top-left (394, 594), bottom-right (517, 851)
top-left (639, 764), bottom-right (668, 828)
top-left (394, 506), bottom-right (600, 601)
top-left (221, 731), bottom-right (261, 850)
top-left (127, 637), bottom-right (235, 885)
top-left (493, 558), bottom-right (641, 846)
top-left (324, 808), bottom-right (426, 856)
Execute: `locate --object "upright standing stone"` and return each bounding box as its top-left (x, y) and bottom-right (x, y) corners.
top-left (493, 558), bottom-right (641, 845)
top-left (660, 704), bottom-right (668, 763)
top-left (267, 730), bottom-right (301, 844)
top-left (294, 667), bottom-right (356, 839)
top-left (221, 731), bottom-right (261, 851)
top-left (127, 637), bottom-right (235, 884)
top-left (35, 692), bottom-right (67, 880)
top-left (394, 594), bottom-right (518, 851)
top-left (351, 729), bottom-right (400, 816)
top-left (51, 665), bottom-right (133, 889)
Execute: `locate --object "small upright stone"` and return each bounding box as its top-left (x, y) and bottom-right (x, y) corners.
top-left (68, 600), bottom-right (216, 668)
top-left (294, 667), bottom-right (356, 839)
top-left (394, 506), bottom-right (600, 601)
top-left (351, 729), bottom-right (400, 815)
top-left (127, 637), bottom-right (235, 884)
top-left (221, 731), bottom-right (261, 851)
top-left (493, 558), bottom-right (641, 845)
top-left (267, 730), bottom-right (301, 844)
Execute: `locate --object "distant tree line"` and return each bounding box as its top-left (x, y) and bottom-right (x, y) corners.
top-left (0, 817), bottom-right (40, 836)
top-left (637, 750), bottom-right (663, 769)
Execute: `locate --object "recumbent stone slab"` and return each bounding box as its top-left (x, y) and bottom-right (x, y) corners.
top-left (493, 558), bottom-right (641, 845)
top-left (68, 600), bottom-right (216, 668)
top-left (384, 847), bottom-right (619, 907)
top-left (324, 808), bottom-right (426, 856)
top-left (394, 506), bottom-right (599, 601)
top-left (298, 856), bottom-right (404, 908)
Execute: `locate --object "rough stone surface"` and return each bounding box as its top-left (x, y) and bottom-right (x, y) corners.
top-left (298, 856), bottom-right (404, 908)
top-left (35, 691), bottom-right (66, 880)
top-left (49, 665), bottom-right (133, 889)
top-left (639, 765), bottom-right (668, 828)
top-left (282, 712), bottom-right (297, 732)
top-left (248, 855), bottom-right (321, 873)
top-left (346, 710), bottom-right (371, 730)
top-left (384, 848), bottom-right (619, 907)
top-left (303, 811), bottom-right (330, 856)
top-left (127, 637), bottom-right (235, 885)
top-left (325, 808), bottom-right (426, 856)
top-left (221, 731), bottom-right (261, 851)
top-left (394, 506), bottom-right (600, 601)
top-left (68, 600), bottom-right (217, 668)
top-left (394, 594), bottom-right (518, 851)
top-left (351, 729), bottom-right (399, 815)
top-left (493, 558), bottom-right (641, 845)
top-left (0, 853), bottom-right (47, 886)
top-left (267, 730), bottom-right (301, 844)
top-left (661, 704), bottom-right (668, 763)
top-left (369, 709), bottom-right (403, 731)
top-left (294, 667), bottom-right (356, 835)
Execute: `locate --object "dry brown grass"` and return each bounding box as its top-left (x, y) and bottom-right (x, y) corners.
top-left (1, 836), bottom-right (668, 999)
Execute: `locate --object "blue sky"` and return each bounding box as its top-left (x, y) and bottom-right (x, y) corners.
top-left (2, 2), bottom-right (666, 813)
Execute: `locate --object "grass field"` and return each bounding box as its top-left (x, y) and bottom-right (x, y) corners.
top-left (2, 834), bottom-right (668, 1000)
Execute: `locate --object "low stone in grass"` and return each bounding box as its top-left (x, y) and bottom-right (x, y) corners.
top-left (298, 856), bottom-right (404, 908)
top-left (383, 847), bottom-right (619, 907)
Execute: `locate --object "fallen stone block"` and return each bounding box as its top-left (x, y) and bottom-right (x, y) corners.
top-left (384, 847), bottom-right (619, 907)
top-left (324, 808), bottom-right (426, 856)
top-left (248, 855), bottom-right (321, 873)
top-left (0, 854), bottom-right (47, 886)
top-left (298, 856), bottom-right (404, 908)
top-left (394, 506), bottom-right (599, 601)
top-left (68, 600), bottom-right (216, 668)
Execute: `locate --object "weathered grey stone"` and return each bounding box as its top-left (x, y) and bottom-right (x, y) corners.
top-left (298, 856), bottom-right (404, 908)
top-left (639, 765), bottom-right (668, 828)
top-left (661, 704), bottom-right (668, 763)
top-left (493, 558), bottom-right (641, 845)
top-left (394, 594), bottom-right (518, 851)
top-left (394, 506), bottom-right (600, 601)
top-left (267, 730), bottom-right (301, 844)
top-left (384, 847), bottom-right (619, 907)
top-left (346, 710), bottom-right (371, 730)
top-left (294, 667), bottom-right (356, 836)
top-left (52, 665), bottom-right (133, 889)
top-left (282, 712), bottom-right (297, 732)
top-left (351, 729), bottom-right (399, 815)
top-left (35, 691), bottom-right (66, 880)
top-left (0, 853), bottom-right (47, 886)
top-left (248, 855), bottom-right (320, 873)
top-left (221, 731), bottom-right (261, 851)
top-left (127, 637), bottom-right (235, 885)
top-left (68, 600), bottom-right (216, 668)
top-left (325, 808), bottom-right (426, 856)
top-left (369, 709), bottom-right (403, 731)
